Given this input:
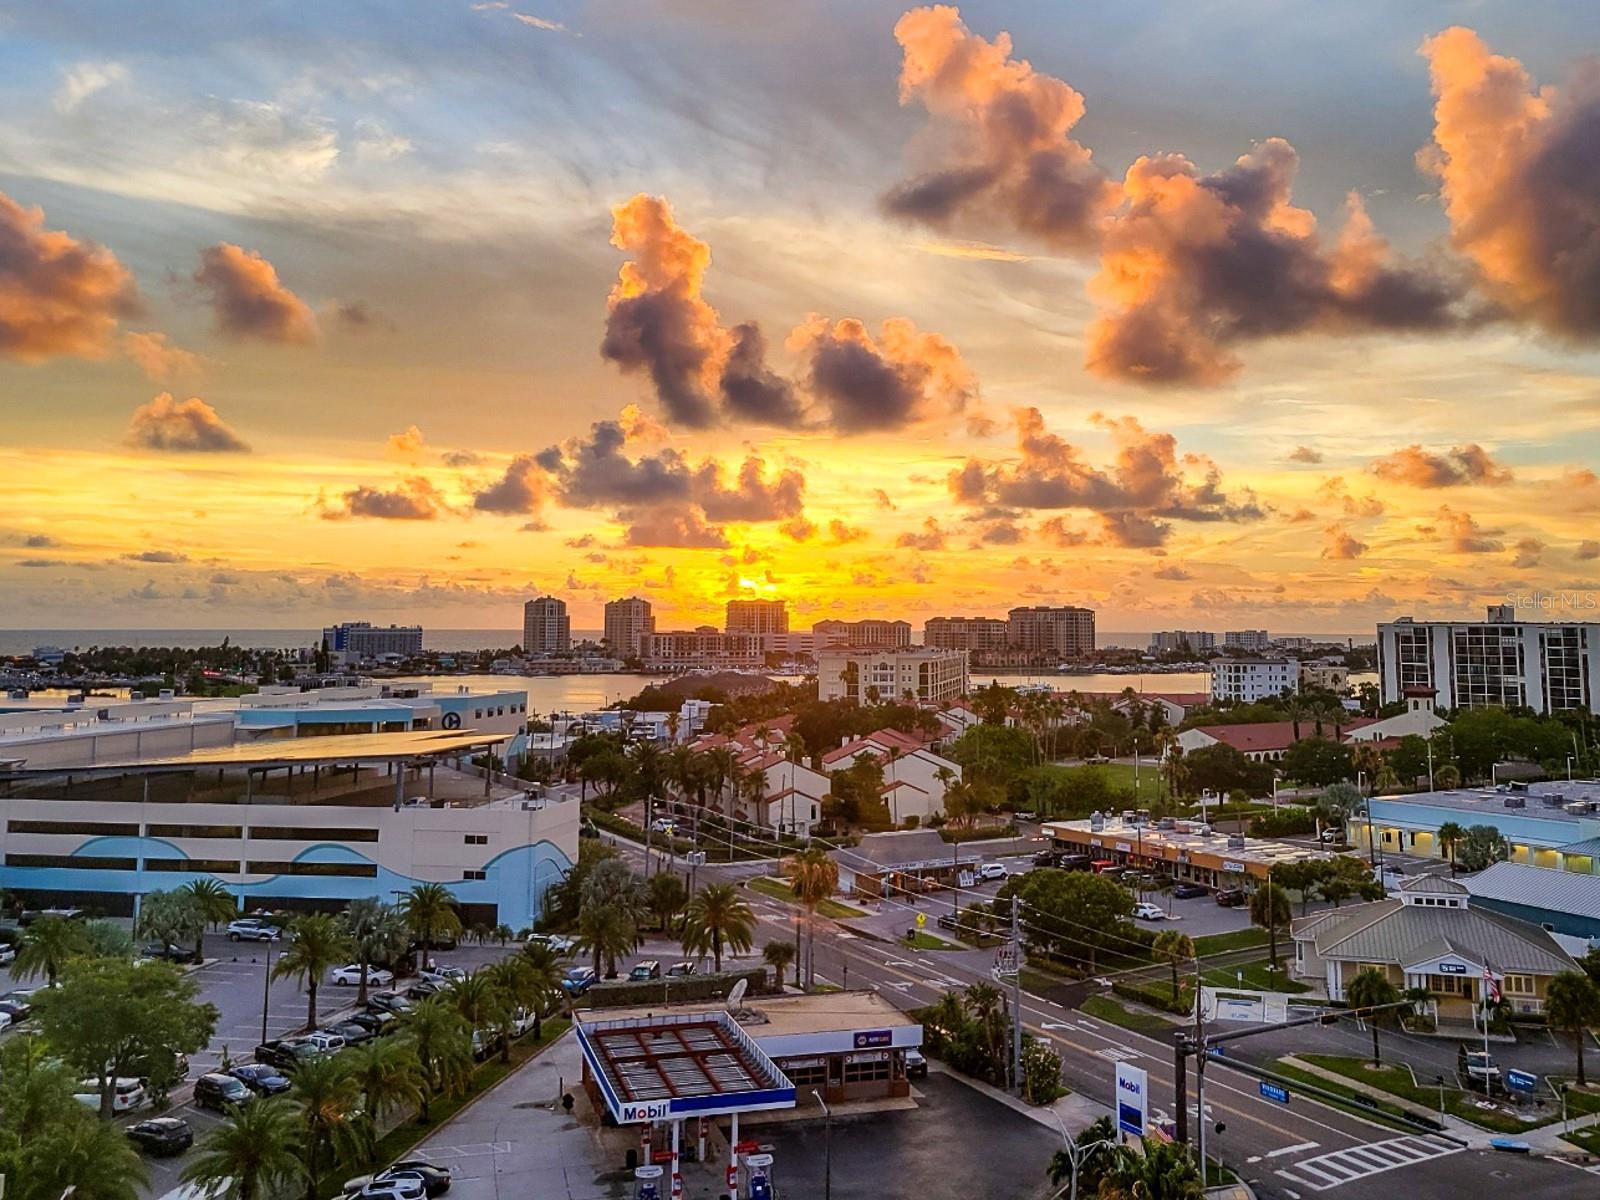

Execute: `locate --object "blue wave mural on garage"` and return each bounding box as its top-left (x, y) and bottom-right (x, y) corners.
top-left (0, 835), bottom-right (572, 929)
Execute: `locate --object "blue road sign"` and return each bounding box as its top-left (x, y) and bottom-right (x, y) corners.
top-left (1259, 1081), bottom-right (1290, 1104)
top-left (1506, 1069), bottom-right (1537, 1094)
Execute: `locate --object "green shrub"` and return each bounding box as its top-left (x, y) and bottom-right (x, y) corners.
top-left (582, 965), bottom-right (771, 1009)
top-left (1251, 809), bottom-right (1317, 837)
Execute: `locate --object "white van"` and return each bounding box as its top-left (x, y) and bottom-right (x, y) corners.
top-left (74, 1077), bottom-right (147, 1113)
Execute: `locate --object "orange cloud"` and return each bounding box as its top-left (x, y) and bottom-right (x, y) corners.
top-left (1420, 28), bottom-right (1600, 337)
top-left (1435, 505), bottom-right (1504, 553)
top-left (126, 393), bottom-right (249, 453)
top-left (786, 315), bottom-right (975, 433)
top-left (194, 243), bottom-right (317, 343)
top-left (324, 477), bottom-right (446, 520)
top-left (386, 425), bottom-right (426, 457)
top-left (1321, 523), bottom-right (1368, 560)
top-left (1371, 442), bottom-right (1512, 488)
top-left (0, 190), bottom-right (137, 362)
top-left (885, 5), bottom-right (1115, 248)
top-left (121, 331), bottom-right (204, 382)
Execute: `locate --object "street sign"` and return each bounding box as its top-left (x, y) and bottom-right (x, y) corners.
top-left (1259, 1081), bottom-right (1290, 1105)
top-left (915, 912), bottom-right (926, 928)
top-left (1115, 1062), bottom-right (1149, 1138)
top-left (1506, 1069), bottom-right (1538, 1094)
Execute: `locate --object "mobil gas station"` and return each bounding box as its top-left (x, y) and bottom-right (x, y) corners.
top-left (573, 992), bottom-right (923, 1198)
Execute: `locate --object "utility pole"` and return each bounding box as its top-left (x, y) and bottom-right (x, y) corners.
top-left (1172, 1033), bottom-right (1188, 1145)
top-left (644, 794), bottom-right (654, 879)
top-left (1010, 895), bottom-right (1023, 1097)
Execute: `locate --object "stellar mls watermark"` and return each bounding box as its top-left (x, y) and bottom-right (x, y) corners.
top-left (1504, 590), bottom-right (1600, 612)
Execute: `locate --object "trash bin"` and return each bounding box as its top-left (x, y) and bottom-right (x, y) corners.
top-left (626, 1148), bottom-right (638, 1170)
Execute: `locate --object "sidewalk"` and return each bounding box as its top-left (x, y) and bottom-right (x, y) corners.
top-left (926, 1059), bottom-right (1110, 1140)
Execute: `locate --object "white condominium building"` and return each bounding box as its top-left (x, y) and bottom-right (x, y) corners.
top-left (1209, 658), bottom-right (1299, 703)
top-left (817, 647), bottom-right (969, 705)
top-left (1150, 631), bottom-right (1216, 653)
top-left (645, 629), bottom-right (764, 669)
top-left (603, 596), bottom-right (655, 658)
top-left (523, 596), bottom-right (571, 654)
top-left (1224, 629), bottom-right (1270, 651)
top-left (1378, 608), bottom-right (1600, 714)
top-left (321, 622), bottom-right (423, 665)
top-left (811, 619), bottom-right (913, 649)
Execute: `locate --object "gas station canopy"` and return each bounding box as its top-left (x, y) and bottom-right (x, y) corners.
top-left (577, 1010), bottom-right (796, 1125)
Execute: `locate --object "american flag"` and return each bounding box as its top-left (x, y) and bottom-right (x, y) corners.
top-left (1483, 966), bottom-right (1501, 1004)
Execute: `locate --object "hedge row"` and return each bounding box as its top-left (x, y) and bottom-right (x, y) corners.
top-left (1112, 976), bottom-right (1195, 1016)
top-left (580, 965), bottom-right (772, 1009)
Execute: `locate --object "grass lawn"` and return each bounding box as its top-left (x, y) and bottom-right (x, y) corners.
top-left (1192, 928), bottom-right (1270, 956)
top-left (1201, 958), bottom-right (1310, 994)
top-left (1300, 1053), bottom-right (1556, 1133)
top-left (746, 874), bottom-right (866, 918)
top-left (1563, 1126), bottom-right (1600, 1155)
top-left (1086, 761), bottom-right (1166, 804)
top-left (1270, 1060), bottom-right (1420, 1133)
top-left (1080, 993), bottom-right (1179, 1036)
top-left (901, 930), bottom-right (962, 951)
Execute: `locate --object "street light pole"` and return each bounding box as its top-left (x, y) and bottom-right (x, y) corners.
top-left (261, 937), bottom-right (274, 1045)
top-left (812, 1090), bottom-right (832, 1200)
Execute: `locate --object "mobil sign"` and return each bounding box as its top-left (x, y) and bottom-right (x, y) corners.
top-left (1115, 1062), bottom-right (1149, 1138)
top-left (622, 1100), bottom-right (673, 1123)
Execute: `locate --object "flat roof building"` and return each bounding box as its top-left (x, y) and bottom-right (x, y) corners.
top-left (816, 647), bottom-right (968, 705)
top-left (1355, 782), bottom-right (1600, 875)
top-left (322, 622), bottom-right (423, 666)
top-left (923, 616), bottom-right (1010, 654)
top-left (1209, 658), bottom-right (1298, 703)
top-left (1007, 606), bottom-right (1095, 660)
top-left (1041, 812), bottom-right (1334, 885)
top-left (645, 630), bottom-right (764, 670)
top-left (523, 596), bottom-right (571, 655)
top-left (1378, 608), bottom-right (1600, 714)
top-left (725, 599), bottom-right (788, 638)
top-left (811, 619), bottom-right (912, 649)
top-left (603, 597), bottom-right (654, 659)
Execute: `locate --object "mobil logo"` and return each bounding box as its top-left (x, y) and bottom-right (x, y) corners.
top-left (1118, 1074), bottom-right (1142, 1097)
top-left (622, 1100), bottom-right (673, 1122)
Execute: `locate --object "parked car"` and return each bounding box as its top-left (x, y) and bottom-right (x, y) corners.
top-left (345, 1010), bottom-right (397, 1037)
top-left (560, 967), bottom-right (596, 996)
top-left (0, 999), bottom-right (31, 1024)
top-left (329, 1019), bottom-right (376, 1046)
top-left (301, 1030), bottom-right (346, 1053)
top-left (1132, 902), bottom-right (1167, 921)
top-left (74, 1077), bottom-right (146, 1114)
top-left (1172, 882), bottom-right (1209, 899)
top-left (193, 1073), bottom-right (255, 1112)
top-left (420, 966), bottom-right (467, 985)
top-left (470, 1029), bottom-right (504, 1061)
top-left (381, 1161), bottom-right (452, 1196)
top-left (404, 979), bottom-right (442, 1000)
top-left (629, 960), bottom-right (662, 981)
top-left (126, 1117), bottom-right (194, 1156)
top-left (141, 941), bottom-right (200, 964)
top-left (346, 1177), bottom-right (427, 1200)
top-left (665, 961), bottom-right (697, 978)
top-left (1214, 888), bottom-right (1247, 908)
top-left (332, 963), bottom-right (393, 987)
top-left (368, 992), bottom-right (415, 1016)
top-left (1318, 829), bottom-right (1343, 844)
top-left (525, 933), bottom-right (575, 954)
top-left (649, 818), bottom-right (675, 835)
top-left (0, 1011), bottom-right (14, 1034)
top-left (226, 918), bottom-right (281, 942)
top-left (1032, 850), bottom-right (1059, 867)
top-left (905, 1049), bottom-right (928, 1079)
top-left (228, 1063), bottom-right (291, 1096)
top-left (255, 1037), bottom-right (326, 1072)
top-left (0, 943), bottom-right (15, 966)
top-left (408, 932), bottom-right (458, 953)
top-left (1459, 1046), bottom-right (1502, 1090)
top-left (975, 863), bottom-right (1009, 883)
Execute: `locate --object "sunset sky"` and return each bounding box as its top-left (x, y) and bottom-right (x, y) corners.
top-left (5, 1), bottom-right (1600, 635)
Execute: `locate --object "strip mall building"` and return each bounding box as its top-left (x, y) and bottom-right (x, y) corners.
top-left (1041, 812), bottom-right (1334, 887)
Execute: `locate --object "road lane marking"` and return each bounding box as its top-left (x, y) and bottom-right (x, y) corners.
top-left (1273, 1136), bottom-right (1462, 1192)
top-left (1267, 1142), bottom-right (1319, 1158)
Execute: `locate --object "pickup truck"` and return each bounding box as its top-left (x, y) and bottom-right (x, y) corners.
top-left (255, 1037), bottom-right (327, 1072)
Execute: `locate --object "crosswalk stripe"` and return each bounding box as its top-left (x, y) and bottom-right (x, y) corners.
top-left (1273, 1135), bottom-right (1463, 1192)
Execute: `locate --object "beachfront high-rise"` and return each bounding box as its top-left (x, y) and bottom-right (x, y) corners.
top-left (603, 596), bottom-right (655, 659)
top-left (523, 595), bottom-right (570, 654)
top-left (321, 622), bottom-right (423, 666)
top-left (725, 598), bottom-right (788, 638)
top-left (1006, 605), bottom-right (1095, 659)
top-left (923, 616), bottom-right (1011, 653)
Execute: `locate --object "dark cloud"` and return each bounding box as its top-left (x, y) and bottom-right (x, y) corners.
top-left (885, 6), bottom-right (1115, 248)
top-left (1371, 443), bottom-right (1513, 487)
top-left (126, 393), bottom-right (249, 452)
top-left (790, 315), bottom-right (974, 433)
top-left (471, 455), bottom-right (548, 515)
top-left (194, 243), bottom-right (316, 343)
top-left (1577, 540), bottom-right (1600, 561)
top-left (1422, 28), bottom-right (1600, 338)
top-left (123, 550), bottom-right (189, 563)
top-left (1511, 537), bottom-right (1544, 568)
top-left (949, 407), bottom-right (1261, 546)
top-left (441, 449), bottom-right (484, 468)
top-left (895, 518), bottom-right (947, 551)
top-left (22, 534), bottom-right (56, 548)
top-left (328, 477), bottom-right (445, 520)
top-left (1151, 565), bottom-right (1193, 581)
top-left (1288, 446), bottom-right (1323, 464)
top-left (720, 322), bottom-right (805, 426)
top-left (694, 456), bottom-right (806, 522)
top-left (827, 519), bottom-right (869, 545)
top-left (1436, 506), bottom-right (1504, 553)
top-left (0, 189), bottom-right (138, 362)
top-left (622, 506), bottom-right (731, 549)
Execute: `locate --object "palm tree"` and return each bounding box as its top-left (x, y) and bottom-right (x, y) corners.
top-left (450, 971), bottom-right (508, 1051)
top-left (963, 981), bottom-right (1008, 1073)
top-left (272, 913), bottom-right (353, 1031)
top-left (1285, 694), bottom-right (1307, 743)
top-left (179, 877), bottom-right (238, 962)
top-left (340, 898), bottom-right (408, 1007)
top-left (399, 883), bottom-right (463, 972)
top-left (342, 1037), bottom-right (423, 1158)
top-left (1250, 882), bottom-right (1292, 972)
top-left (1100, 1135), bottom-right (1205, 1197)
top-left (513, 943), bottom-right (568, 1038)
top-left (647, 872), bottom-right (688, 932)
top-left (493, 923), bottom-right (514, 946)
top-left (25, 1108), bottom-right (150, 1200)
top-left (480, 958), bottom-right (530, 1059)
top-left (401, 997), bottom-right (474, 1121)
top-left (762, 940), bottom-right (797, 990)
top-left (1346, 967), bottom-right (1401, 1066)
top-left (681, 883), bottom-right (756, 973)
top-left (289, 1055), bottom-right (363, 1200)
top-left (785, 845), bottom-right (840, 988)
top-left (1436, 821), bottom-right (1467, 872)
top-left (181, 1096), bottom-right (305, 1200)
top-left (1152, 930), bottom-right (1196, 1004)
top-left (576, 902), bottom-right (636, 978)
top-left (14, 914), bottom-right (90, 986)
top-left (1546, 971), bottom-right (1600, 1086)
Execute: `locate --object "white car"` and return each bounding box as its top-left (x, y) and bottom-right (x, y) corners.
top-left (649, 818), bottom-right (675, 835)
top-left (0, 944), bottom-right (15, 965)
top-left (509, 1007), bottom-right (537, 1038)
top-left (1132, 902), bottom-right (1167, 921)
top-left (74, 1077), bottom-right (147, 1113)
top-left (420, 966), bottom-right (467, 985)
top-left (227, 918), bottom-right (281, 942)
top-left (976, 863), bottom-right (1008, 882)
top-left (332, 964), bottom-right (393, 987)
top-left (343, 1178), bottom-right (427, 1200)
top-left (301, 1030), bottom-right (346, 1053)
top-left (526, 933), bottom-right (575, 954)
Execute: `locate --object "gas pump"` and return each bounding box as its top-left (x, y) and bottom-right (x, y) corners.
top-left (634, 1164), bottom-right (664, 1200)
top-left (745, 1152), bottom-right (774, 1200)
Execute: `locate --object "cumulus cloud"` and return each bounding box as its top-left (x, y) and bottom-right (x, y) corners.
top-left (884, 5), bottom-right (1115, 248)
top-left (22, 535), bottom-right (56, 548)
top-left (1577, 541), bottom-right (1600, 561)
top-left (827, 519), bottom-right (869, 545)
top-left (1421, 28), bottom-right (1600, 338)
top-left (1321, 523), bottom-right (1368, 560)
top-left (1511, 537), bottom-right (1544, 568)
top-left (1371, 443), bottom-right (1513, 488)
top-left (948, 407), bottom-right (1260, 546)
top-left (787, 315), bottom-right (975, 433)
top-left (121, 331), bottom-right (204, 382)
top-left (1288, 446), bottom-right (1323, 464)
top-left (387, 425), bottom-right (427, 457)
top-left (781, 517), bottom-right (818, 542)
top-left (126, 393), bottom-right (249, 452)
top-left (895, 518), bottom-right (947, 551)
top-left (1436, 506), bottom-right (1504, 553)
top-left (441, 449), bottom-right (483, 468)
top-left (623, 507), bottom-right (730, 549)
top-left (873, 489), bottom-right (897, 510)
top-left (194, 243), bottom-right (317, 343)
top-left (326, 477), bottom-right (446, 521)
top-left (0, 191), bottom-right (138, 362)
top-left (1087, 149), bottom-right (1466, 384)
top-left (123, 549), bottom-right (188, 563)
top-left (694, 457), bottom-right (806, 522)
top-left (1152, 564), bottom-right (1193, 581)
top-left (472, 455), bottom-right (548, 515)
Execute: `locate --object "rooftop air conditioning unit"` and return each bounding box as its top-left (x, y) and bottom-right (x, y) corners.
top-left (1196, 824), bottom-right (1213, 837)
top-left (1157, 818), bottom-right (1176, 831)
top-left (1544, 794), bottom-right (1567, 807)
top-left (1565, 801), bottom-right (1589, 815)
top-left (1227, 834), bottom-right (1246, 850)
top-left (1504, 797), bottom-right (1526, 808)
